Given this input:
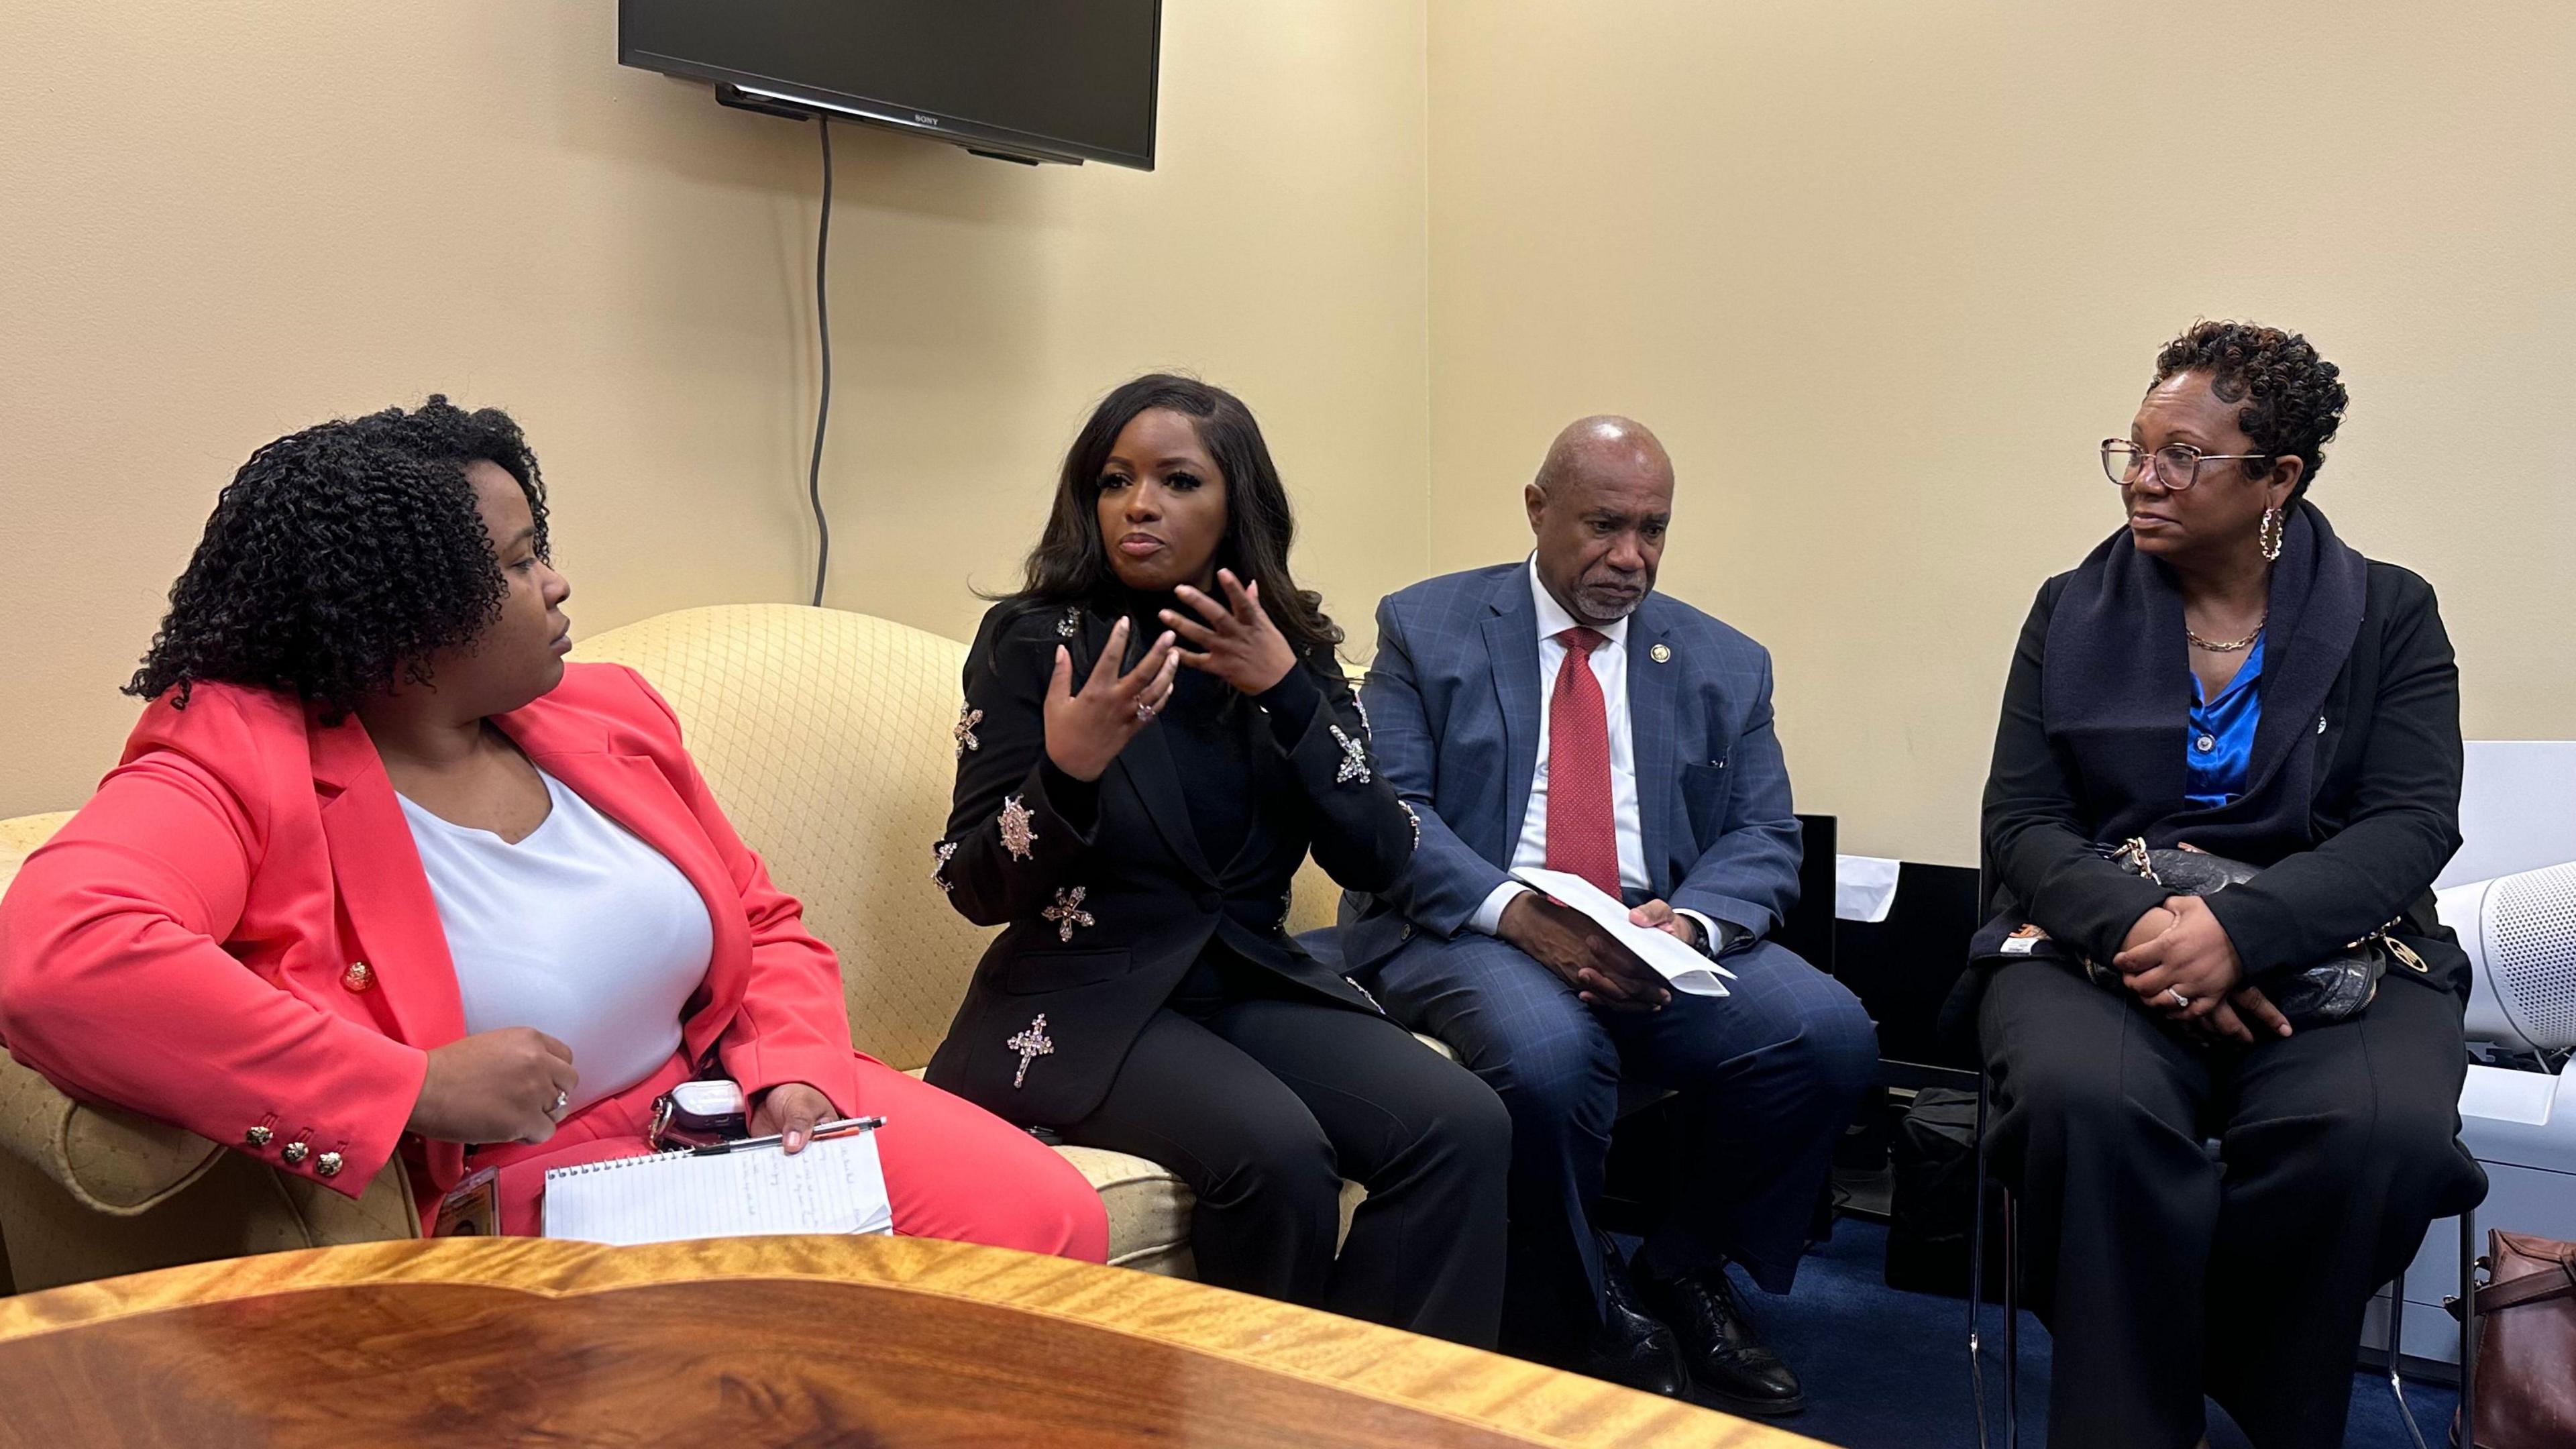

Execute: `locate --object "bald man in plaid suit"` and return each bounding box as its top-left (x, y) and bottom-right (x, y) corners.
top-left (1332, 417), bottom-right (1874, 1415)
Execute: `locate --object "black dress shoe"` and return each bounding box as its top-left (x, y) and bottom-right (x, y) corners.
top-left (1566, 1236), bottom-right (1693, 1399)
top-left (1636, 1261), bottom-right (1804, 1417)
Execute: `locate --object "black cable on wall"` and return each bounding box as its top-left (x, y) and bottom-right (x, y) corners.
top-left (805, 115), bottom-right (835, 608)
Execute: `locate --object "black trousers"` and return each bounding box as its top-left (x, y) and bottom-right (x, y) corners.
top-left (1981, 959), bottom-right (2485, 1449)
top-left (1062, 959), bottom-right (1511, 1348)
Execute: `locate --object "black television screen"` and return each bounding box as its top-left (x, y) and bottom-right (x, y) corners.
top-left (619, 0), bottom-right (1161, 170)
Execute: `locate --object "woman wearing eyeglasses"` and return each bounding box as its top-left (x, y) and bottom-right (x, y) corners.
top-left (1964, 321), bottom-right (2484, 1448)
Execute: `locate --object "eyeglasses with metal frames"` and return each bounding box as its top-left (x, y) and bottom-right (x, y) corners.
top-left (2101, 439), bottom-right (2276, 490)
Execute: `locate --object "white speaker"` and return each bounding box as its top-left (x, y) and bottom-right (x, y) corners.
top-left (2438, 863), bottom-right (2576, 1055)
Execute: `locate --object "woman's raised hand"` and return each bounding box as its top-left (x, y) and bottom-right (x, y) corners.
top-left (1162, 569), bottom-right (1297, 694)
top-left (1044, 616), bottom-right (1181, 782)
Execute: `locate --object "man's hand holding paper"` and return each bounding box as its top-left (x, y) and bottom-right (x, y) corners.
top-left (1509, 867), bottom-right (1735, 1006)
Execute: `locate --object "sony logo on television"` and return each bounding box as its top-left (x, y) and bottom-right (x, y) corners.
top-left (913, 113), bottom-right (941, 127)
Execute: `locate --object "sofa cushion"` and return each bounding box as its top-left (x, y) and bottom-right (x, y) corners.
top-left (572, 607), bottom-right (994, 1073)
top-left (1051, 1144), bottom-right (1194, 1275)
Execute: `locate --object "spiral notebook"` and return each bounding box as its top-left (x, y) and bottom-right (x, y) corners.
top-left (541, 1131), bottom-right (894, 1246)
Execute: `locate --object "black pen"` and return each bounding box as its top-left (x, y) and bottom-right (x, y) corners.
top-left (692, 1115), bottom-right (888, 1157)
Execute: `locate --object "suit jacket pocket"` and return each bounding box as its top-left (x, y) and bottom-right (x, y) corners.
top-left (1680, 760), bottom-right (1729, 851)
top-left (1002, 947), bottom-right (1132, 995)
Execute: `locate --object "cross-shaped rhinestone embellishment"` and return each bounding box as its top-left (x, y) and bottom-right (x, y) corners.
top-left (953, 705), bottom-right (983, 759)
top-left (931, 840), bottom-right (958, 893)
top-left (1331, 725), bottom-right (1371, 784)
top-left (1007, 1014), bottom-right (1055, 1088)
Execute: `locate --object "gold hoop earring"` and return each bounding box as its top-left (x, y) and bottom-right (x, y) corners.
top-left (2258, 506), bottom-right (2284, 562)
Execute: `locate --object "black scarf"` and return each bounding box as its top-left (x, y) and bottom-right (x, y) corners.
top-left (2040, 500), bottom-right (2368, 860)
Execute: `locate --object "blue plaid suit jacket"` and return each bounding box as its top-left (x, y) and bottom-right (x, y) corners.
top-left (1339, 561), bottom-right (1803, 971)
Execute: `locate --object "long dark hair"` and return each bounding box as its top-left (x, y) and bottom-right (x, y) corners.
top-left (998, 374), bottom-right (1342, 657)
top-left (129, 396), bottom-right (545, 722)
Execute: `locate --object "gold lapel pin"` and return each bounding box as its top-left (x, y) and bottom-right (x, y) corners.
top-left (1650, 643), bottom-right (1672, 663)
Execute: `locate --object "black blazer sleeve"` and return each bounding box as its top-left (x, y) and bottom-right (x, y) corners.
top-left (1258, 647), bottom-right (1416, 896)
top-left (1981, 578), bottom-right (2171, 965)
top-left (936, 606), bottom-right (1100, 927)
top-left (2204, 570), bottom-right (2464, 978)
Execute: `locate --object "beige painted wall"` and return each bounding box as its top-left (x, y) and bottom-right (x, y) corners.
top-left (9, 3), bottom-right (2569, 866)
top-left (0, 1), bottom-right (1430, 819)
top-left (1426, 0), bottom-right (2576, 863)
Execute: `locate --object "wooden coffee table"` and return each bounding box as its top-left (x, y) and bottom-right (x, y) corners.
top-left (0, 1236), bottom-right (1821, 1446)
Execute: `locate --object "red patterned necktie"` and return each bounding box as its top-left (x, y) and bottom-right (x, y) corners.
top-left (1545, 627), bottom-right (1621, 898)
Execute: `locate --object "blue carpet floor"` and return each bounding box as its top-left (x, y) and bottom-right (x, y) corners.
top-left (1704, 1220), bottom-right (2455, 1448)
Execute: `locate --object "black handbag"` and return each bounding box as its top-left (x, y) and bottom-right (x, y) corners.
top-left (2086, 838), bottom-right (2420, 1027)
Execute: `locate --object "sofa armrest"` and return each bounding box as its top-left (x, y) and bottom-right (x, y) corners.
top-left (0, 1053), bottom-right (225, 1216)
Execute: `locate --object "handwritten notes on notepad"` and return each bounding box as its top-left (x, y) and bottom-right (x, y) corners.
top-left (542, 1132), bottom-right (894, 1246)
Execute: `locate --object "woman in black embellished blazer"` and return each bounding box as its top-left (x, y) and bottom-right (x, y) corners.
top-left (924, 375), bottom-right (1508, 1346)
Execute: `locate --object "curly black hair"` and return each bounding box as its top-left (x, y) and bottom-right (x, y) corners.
top-left (2151, 319), bottom-right (2348, 501)
top-left (129, 396), bottom-right (547, 722)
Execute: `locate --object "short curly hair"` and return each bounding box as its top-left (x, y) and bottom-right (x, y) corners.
top-left (2151, 319), bottom-right (2348, 500)
top-left (129, 396), bottom-right (547, 722)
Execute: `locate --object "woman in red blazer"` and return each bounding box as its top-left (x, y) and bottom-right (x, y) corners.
top-left (0, 398), bottom-right (1107, 1254)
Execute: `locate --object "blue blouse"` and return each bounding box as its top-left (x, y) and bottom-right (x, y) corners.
top-left (2184, 634), bottom-right (2264, 809)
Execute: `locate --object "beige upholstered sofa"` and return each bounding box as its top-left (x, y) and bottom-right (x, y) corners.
top-left (0, 604), bottom-right (1397, 1292)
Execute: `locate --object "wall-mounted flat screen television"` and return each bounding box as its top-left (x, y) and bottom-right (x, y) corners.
top-left (619, 0), bottom-right (1161, 170)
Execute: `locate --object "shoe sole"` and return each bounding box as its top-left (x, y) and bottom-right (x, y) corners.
top-left (1693, 1387), bottom-right (1806, 1418)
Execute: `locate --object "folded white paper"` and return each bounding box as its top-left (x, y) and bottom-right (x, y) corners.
top-left (542, 1130), bottom-right (894, 1246)
top-left (1512, 867), bottom-right (1733, 998)
top-left (1835, 854), bottom-right (1904, 924)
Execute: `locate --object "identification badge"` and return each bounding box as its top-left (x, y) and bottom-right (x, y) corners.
top-left (432, 1165), bottom-right (500, 1237)
top-left (2001, 922), bottom-right (2049, 956)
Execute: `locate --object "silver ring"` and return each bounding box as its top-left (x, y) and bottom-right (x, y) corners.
top-left (2163, 987), bottom-right (2190, 1009)
top-left (551, 1090), bottom-right (570, 1116)
top-left (1136, 701), bottom-right (1157, 722)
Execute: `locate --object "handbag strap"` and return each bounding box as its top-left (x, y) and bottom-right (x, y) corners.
top-left (2471, 1251), bottom-right (2576, 1316)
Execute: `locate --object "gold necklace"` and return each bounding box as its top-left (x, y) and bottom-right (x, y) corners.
top-left (2187, 613), bottom-right (2266, 653)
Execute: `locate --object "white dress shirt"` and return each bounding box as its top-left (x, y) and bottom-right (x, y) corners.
top-left (400, 769), bottom-right (714, 1114)
top-left (1471, 557), bottom-right (1723, 951)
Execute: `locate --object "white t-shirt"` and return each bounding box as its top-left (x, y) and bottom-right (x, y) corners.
top-left (399, 769), bottom-right (714, 1114)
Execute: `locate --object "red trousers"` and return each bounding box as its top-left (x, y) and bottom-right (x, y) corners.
top-left (453, 1051), bottom-right (1108, 1260)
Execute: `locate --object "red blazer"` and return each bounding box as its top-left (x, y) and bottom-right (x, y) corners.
top-left (0, 663), bottom-right (863, 1201)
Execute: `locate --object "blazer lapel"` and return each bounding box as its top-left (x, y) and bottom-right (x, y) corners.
top-left (310, 716), bottom-right (468, 1051)
top-left (1063, 608), bottom-right (1215, 883)
top-left (1481, 568), bottom-right (1543, 863)
top-left (1627, 600), bottom-right (1678, 896)
top-left (1114, 720), bottom-right (1217, 885)
top-left (499, 704), bottom-right (752, 1064)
